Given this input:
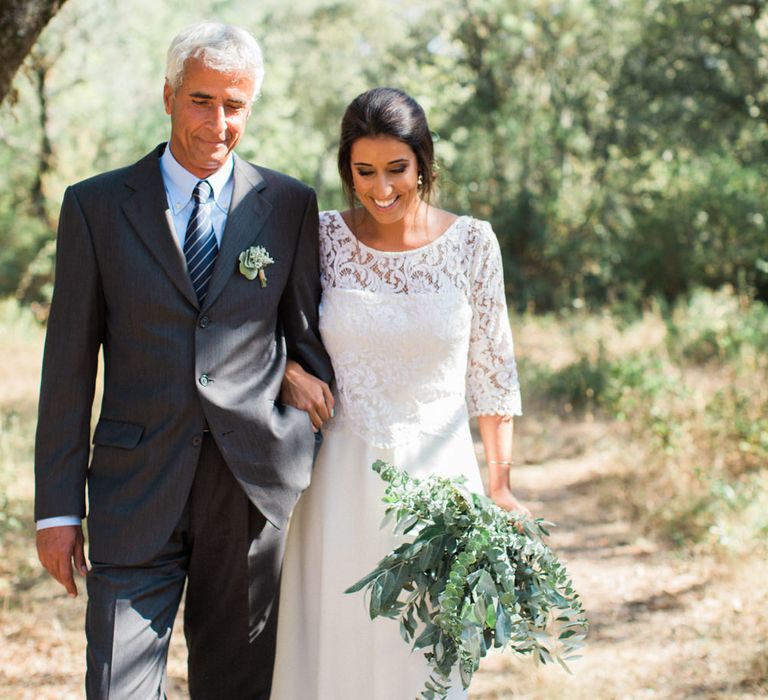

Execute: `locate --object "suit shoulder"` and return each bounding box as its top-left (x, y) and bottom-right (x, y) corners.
top-left (67, 147), bottom-right (162, 200)
top-left (68, 164), bottom-right (131, 197)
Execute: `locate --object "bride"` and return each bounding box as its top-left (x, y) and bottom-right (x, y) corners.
top-left (270, 87), bottom-right (528, 700)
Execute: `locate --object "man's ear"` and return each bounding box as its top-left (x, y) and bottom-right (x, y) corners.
top-left (163, 80), bottom-right (174, 115)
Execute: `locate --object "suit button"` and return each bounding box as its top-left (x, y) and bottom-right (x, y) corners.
top-left (199, 315), bottom-right (210, 328)
top-left (199, 374), bottom-right (209, 387)
top-left (192, 435), bottom-right (203, 446)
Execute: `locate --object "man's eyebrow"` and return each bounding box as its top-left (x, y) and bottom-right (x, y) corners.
top-left (187, 91), bottom-right (247, 105)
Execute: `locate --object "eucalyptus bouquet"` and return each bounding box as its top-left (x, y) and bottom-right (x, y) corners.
top-left (346, 460), bottom-right (588, 700)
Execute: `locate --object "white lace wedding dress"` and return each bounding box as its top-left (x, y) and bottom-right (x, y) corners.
top-left (270, 211), bottom-right (522, 700)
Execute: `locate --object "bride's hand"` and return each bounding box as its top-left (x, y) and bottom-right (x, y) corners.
top-left (490, 488), bottom-right (532, 520)
top-left (281, 360), bottom-right (334, 432)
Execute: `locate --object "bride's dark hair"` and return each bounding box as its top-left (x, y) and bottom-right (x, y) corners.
top-left (337, 87), bottom-right (436, 208)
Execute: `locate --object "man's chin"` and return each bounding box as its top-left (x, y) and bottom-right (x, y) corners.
top-left (193, 152), bottom-right (232, 175)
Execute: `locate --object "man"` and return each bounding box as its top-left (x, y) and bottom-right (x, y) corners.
top-left (34, 21), bottom-right (333, 699)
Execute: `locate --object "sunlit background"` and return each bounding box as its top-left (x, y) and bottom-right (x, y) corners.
top-left (1, 1), bottom-right (766, 698)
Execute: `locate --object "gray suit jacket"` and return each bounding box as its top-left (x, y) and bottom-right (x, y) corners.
top-left (34, 144), bottom-right (333, 565)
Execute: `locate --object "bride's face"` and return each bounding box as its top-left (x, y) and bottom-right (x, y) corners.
top-left (349, 136), bottom-right (420, 225)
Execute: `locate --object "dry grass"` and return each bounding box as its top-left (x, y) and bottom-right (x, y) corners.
top-left (471, 451), bottom-right (768, 700)
top-left (1, 298), bottom-right (766, 699)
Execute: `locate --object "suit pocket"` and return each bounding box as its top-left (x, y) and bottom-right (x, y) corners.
top-left (92, 418), bottom-right (144, 449)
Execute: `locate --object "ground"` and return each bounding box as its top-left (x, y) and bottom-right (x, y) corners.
top-left (2, 417), bottom-right (766, 699)
top-left (470, 445), bottom-right (768, 700)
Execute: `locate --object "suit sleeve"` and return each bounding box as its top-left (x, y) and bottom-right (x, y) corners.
top-left (278, 188), bottom-right (333, 385)
top-left (34, 186), bottom-right (104, 521)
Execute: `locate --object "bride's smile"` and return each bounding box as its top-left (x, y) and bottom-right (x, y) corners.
top-left (350, 134), bottom-right (420, 226)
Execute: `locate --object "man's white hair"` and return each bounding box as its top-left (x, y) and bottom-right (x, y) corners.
top-left (165, 21), bottom-right (264, 101)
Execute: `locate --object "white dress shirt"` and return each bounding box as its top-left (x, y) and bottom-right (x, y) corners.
top-left (159, 144), bottom-right (234, 249)
top-left (37, 145), bottom-right (236, 531)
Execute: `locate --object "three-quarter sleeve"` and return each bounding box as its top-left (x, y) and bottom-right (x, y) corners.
top-left (465, 220), bottom-right (522, 417)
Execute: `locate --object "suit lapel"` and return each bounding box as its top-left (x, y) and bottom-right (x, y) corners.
top-left (122, 146), bottom-right (199, 309)
top-left (202, 155), bottom-right (272, 311)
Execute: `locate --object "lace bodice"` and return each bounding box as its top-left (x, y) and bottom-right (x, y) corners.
top-left (318, 210), bottom-right (521, 447)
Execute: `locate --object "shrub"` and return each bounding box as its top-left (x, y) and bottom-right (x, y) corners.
top-left (520, 289), bottom-right (767, 552)
top-left (666, 287), bottom-right (768, 365)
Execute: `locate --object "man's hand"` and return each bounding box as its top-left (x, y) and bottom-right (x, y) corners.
top-left (281, 360), bottom-right (334, 431)
top-left (36, 525), bottom-right (88, 597)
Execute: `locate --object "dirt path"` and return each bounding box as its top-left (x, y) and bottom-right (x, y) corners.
top-left (2, 445), bottom-right (766, 699)
top-left (470, 450), bottom-right (768, 700)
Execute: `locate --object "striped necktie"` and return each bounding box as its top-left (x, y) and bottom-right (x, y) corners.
top-left (184, 180), bottom-right (218, 304)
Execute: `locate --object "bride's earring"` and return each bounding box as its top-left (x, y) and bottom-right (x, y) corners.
top-left (417, 173), bottom-right (424, 189)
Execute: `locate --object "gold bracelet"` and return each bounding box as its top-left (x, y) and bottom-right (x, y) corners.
top-left (488, 460), bottom-right (514, 465)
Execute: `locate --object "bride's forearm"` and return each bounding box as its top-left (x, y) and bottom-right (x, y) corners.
top-left (476, 415), bottom-right (530, 516)
top-left (477, 414), bottom-right (515, 497)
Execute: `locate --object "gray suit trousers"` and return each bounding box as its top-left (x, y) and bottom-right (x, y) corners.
top-left (85, 434), bottom-right (286, 699)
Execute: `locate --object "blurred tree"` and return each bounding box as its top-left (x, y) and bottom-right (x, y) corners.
top-left (0, 0), bottom-right (68, 103)
top-left (1, 0), bottom-right (766, 312)
top-left (1, 0), bottom-right (114, 305)
top-left (377, 0), bottom-right (640, 309)
top-left (606, 0), bottom-right (768, 301)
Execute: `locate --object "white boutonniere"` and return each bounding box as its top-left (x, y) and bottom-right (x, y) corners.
top-left (238, 245), bottom-right (274, 288)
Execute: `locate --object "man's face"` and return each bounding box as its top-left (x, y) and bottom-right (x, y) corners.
top-left (163, 58), bottom-right (255, 178)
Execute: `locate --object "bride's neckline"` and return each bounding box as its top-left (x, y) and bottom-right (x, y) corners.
top-left (330, 210), bottom-right (467, 256)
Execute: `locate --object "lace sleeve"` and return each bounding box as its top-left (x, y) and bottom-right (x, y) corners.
top-left (465, 220), bottom-right (522, 417)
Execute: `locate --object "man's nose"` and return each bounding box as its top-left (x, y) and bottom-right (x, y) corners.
top-left (209, 105), bottom-right (227, 133)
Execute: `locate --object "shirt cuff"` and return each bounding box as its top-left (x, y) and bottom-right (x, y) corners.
top-left (36, 516), bottom-right (81, 530)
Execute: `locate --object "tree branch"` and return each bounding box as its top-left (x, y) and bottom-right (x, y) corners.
top-left (0, 0), bottom-right (68, 103)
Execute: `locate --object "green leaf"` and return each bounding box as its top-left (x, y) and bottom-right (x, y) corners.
top-left (369, 581), bottom-right (383, 618)
top-left (458, 658), bottom-right (474, 689)
top-left (494, 607), bottom-right (510, 646)
top-left (345, 461), bottom-right (588, 698)
top-left (400, 617), bottom-right (413, 643)
top-left (344, 568), bottom-right (382, 594)
top-left (413, 623), bottom-right (440, 650)
top-left (473, 597), bottom-right (487, 625)
top-left (380, 509), bottom-right (395, 530)
top-left (485, 602), bottom-right (497, 628)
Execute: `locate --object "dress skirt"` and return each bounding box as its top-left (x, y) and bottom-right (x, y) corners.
top-left (270, 419), bottom-right (484, 700)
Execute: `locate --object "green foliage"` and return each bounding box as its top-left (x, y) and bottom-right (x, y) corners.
top-left (518, 287), bottom-right (767, 551)
top-left (526, 346), bottom-right (683, 439)
top-left (666, 287), bottom-right (768, 364)
top-left (346, 460), bottom-right (588, 699)
top-left (528, 351), bottom-right (613, 413)
top-left (2, 0), bottom-right (768, 310)
top-left (0, 301), bottom-right (40, 540)
top-left (0, 136), bottom-right (55, 298)
top-left (706, 470), bottom-right (768, 549)
top-left (606, 153), bottom-right (768, 302)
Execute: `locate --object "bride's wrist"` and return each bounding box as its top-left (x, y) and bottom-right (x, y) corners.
top-left (489, 485), bottom-right (514, 498)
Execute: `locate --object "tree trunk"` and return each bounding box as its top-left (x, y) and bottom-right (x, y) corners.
top-left (0, 0), bottom-right (68, 103)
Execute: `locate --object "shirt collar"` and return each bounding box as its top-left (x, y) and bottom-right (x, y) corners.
top-left (160, 144), bottom-right (235, 215)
